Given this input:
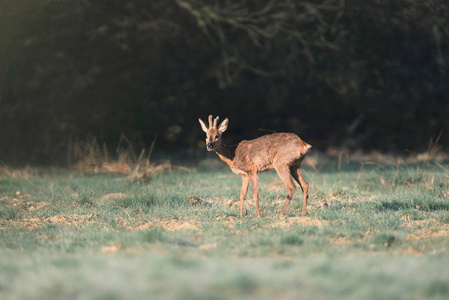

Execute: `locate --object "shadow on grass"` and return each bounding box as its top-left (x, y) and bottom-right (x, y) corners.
top-left (377, 198), bottom-right (449, 212)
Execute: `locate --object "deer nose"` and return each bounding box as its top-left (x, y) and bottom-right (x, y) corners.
top-left (207, 143), bottom-right (213, 148)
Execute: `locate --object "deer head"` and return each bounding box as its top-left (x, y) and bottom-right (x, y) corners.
top-left (199, 115), bottom-right (228, 151)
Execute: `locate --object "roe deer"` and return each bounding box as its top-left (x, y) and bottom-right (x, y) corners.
top-left (199, 115), bottom-right (311, 218)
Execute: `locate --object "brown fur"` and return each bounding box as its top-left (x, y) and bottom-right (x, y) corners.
top-left (199, 115), bottom-right (311, 218)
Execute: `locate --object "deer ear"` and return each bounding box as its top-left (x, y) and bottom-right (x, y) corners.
top-left (199, 118), bottom-right (208, 133)
top-left (218, 118), bottom-right (228, 133)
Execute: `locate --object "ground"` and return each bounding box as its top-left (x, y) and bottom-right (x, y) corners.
top-left (1, 153), bottom-right (449, 299)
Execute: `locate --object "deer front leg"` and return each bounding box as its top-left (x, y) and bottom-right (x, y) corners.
top-left (240, 175), bottom-right (250, 217)
top-left (249, 173), bottom-right (260, 218)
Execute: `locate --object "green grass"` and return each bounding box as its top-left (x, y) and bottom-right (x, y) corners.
top-left (1, 159), bottom-right (449, 299)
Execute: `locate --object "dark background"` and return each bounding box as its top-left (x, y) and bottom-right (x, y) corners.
top-left (1, 0), bottom-right (448, 165)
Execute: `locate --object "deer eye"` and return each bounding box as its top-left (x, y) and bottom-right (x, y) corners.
top-left (215, 135), bottom-right (219, 139)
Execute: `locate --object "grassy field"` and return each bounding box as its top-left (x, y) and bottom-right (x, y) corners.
top-left (1, 154), bottom-right (449, 299)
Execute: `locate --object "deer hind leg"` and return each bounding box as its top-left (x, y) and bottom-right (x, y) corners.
top-left (248, 173), bottom-right (261, 218)
top-left (290, 166), bottom-right (309, 217)
top-left (275, 164), bottom-right (296, 217)
top-left (240, 175), bottom-right (250, 217)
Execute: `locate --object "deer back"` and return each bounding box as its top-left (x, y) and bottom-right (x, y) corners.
top-left (232, 133), bottom-right (311, 173)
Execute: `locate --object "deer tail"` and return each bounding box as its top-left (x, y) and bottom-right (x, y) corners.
top-left (299, 140), bottom-right (312, 156)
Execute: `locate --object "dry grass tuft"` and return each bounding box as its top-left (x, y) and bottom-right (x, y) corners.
top-left (112, 217), bottom-right (200, 231)
top-left (4, 213), bottom-right (101, 230)
top-left (99, 193), bottom-right (127, 202)
top-left (154, 219), bottom-right (201, 231)
top-left (325, 133), bottom-right (449, 166)
top-left (101, 244), bottom-right (124, 254)
top-left (267, 216), bottom-right (328, 229)
top-left (0, 165), bottom-right (37, 180)
top-left (68, 135), bottom-right (183, 182)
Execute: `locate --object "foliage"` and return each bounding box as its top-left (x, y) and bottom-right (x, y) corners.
top-left (0, 0), bottom-right (449, 164)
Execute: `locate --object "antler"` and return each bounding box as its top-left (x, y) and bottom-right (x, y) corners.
top-left (207, 115), bottom-right (220, 128)
top-left (213, 116), bottom-right (219, 128)
top-left (208, 115), bottom-right (213, 128)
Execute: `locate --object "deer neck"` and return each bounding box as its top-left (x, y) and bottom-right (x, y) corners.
top-left (215, 142), bottom-right (236, 168)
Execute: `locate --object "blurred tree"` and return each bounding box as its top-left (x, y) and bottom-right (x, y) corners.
top-left (0, 0), bottom-right (448, 165)
top-left (175, 0), bottom-right (345, 87)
